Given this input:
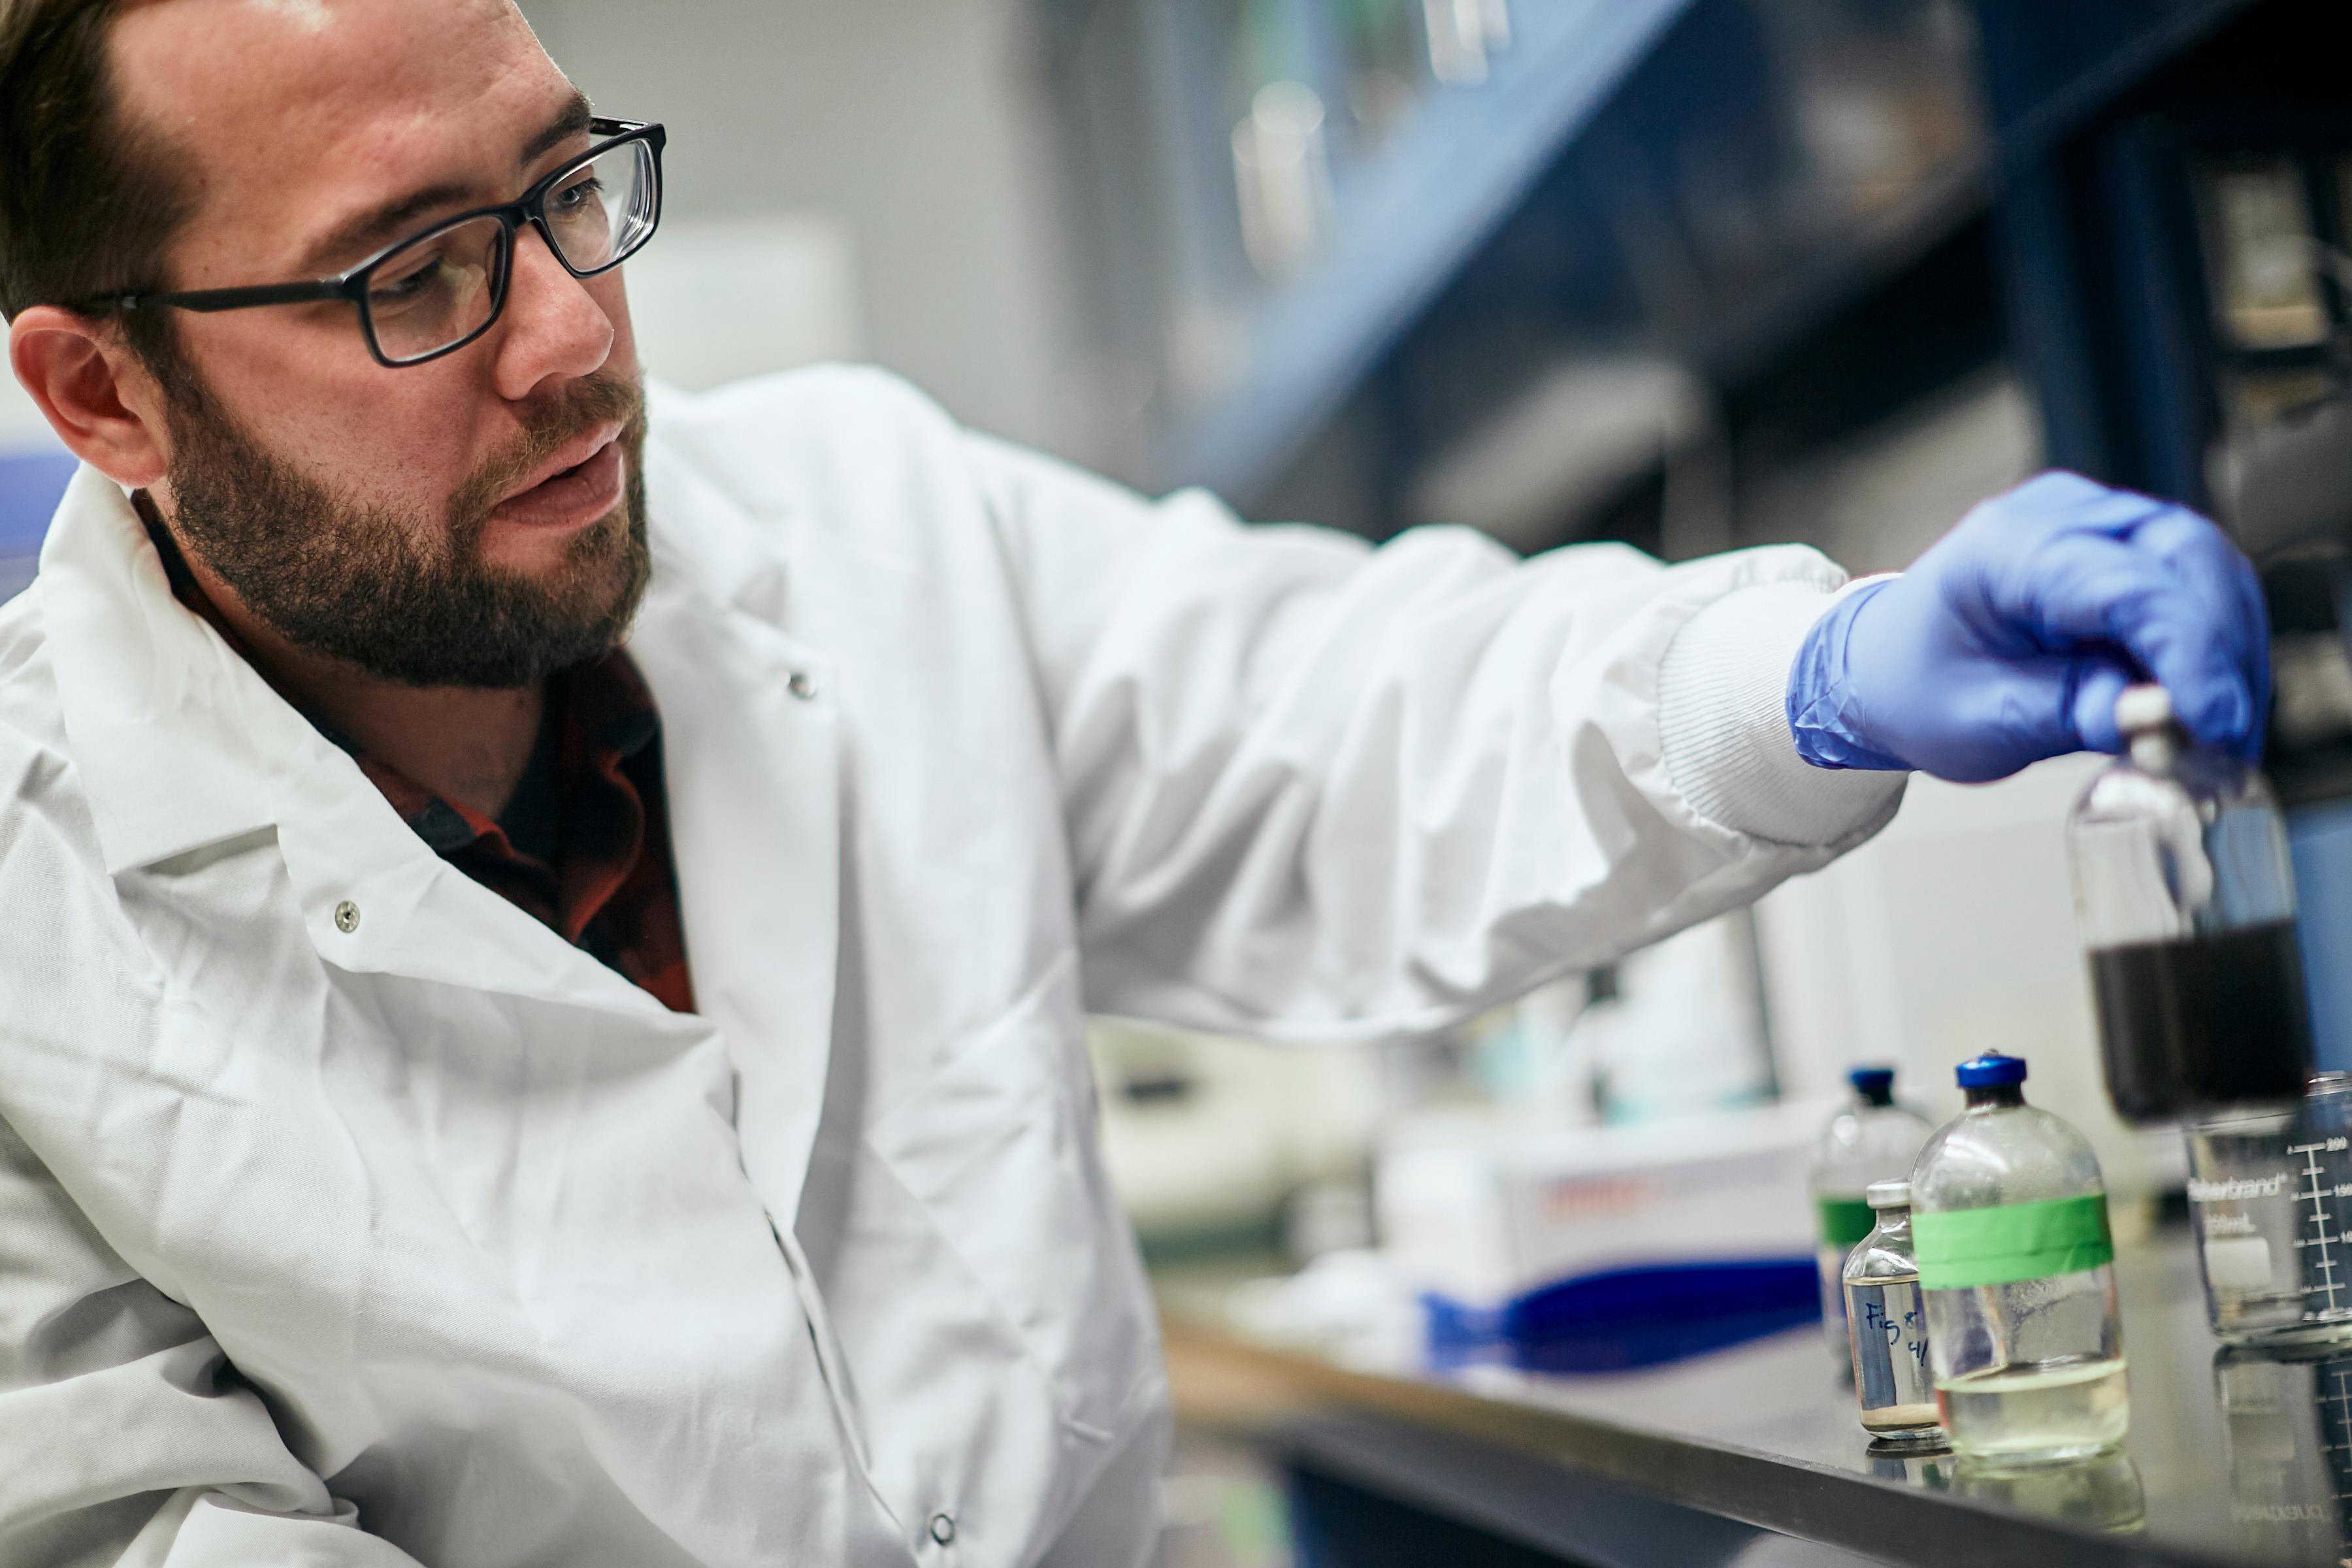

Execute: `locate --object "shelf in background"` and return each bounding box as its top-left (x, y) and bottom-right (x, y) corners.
top-left (1149, 0), bottom-right (1692, 502)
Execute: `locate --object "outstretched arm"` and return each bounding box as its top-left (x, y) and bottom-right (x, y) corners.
top-left (969, 433), bottom-right (1905, 1042)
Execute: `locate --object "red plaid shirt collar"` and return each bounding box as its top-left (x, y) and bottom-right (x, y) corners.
top-left (144, 513), bottom-right (694, 1013)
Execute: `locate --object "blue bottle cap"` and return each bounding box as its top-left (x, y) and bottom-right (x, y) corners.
top-left (1955, 1053), bottom-right (2028, 1089)
top-left (1848, 1066), bottom-right (1897, 1095)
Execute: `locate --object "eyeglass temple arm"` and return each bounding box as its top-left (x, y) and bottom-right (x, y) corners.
top-left (116, 279), bottom-right (355, 313)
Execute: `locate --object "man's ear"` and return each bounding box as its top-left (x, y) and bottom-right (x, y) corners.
top-left (8, 306), bottom-right (169, 487)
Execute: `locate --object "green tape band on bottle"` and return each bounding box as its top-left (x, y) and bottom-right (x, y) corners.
top-left (1815, 1196), bottom-right (1878, 1252)
top-left (1912, 1194), bottom-right (2115, 1290)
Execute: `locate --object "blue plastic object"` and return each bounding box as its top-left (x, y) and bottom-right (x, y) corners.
top-left (1848, 1065), bottom-right (1896, 1098)
top-left (1789, 472), bottom-right (2269, 783)
top-left (1424, 1257), bottom-right (1820, 1375)
top-left (1955, 1053), bottom-right (2029, 1089)
top-left (2290, 802), bottom-right (2352, 1076)
top-left (0, 447), bottom-right (74, 600)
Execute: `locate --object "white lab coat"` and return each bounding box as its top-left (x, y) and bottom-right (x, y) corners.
top-left (0, 367), bottom-right (1889, 1568)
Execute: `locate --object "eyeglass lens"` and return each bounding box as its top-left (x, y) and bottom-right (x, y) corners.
top-left (365, 214), bottom-right (508, 363)
top-left (362, 137), bottom-right (658, 364)
top-left (544, 139), bottom-right (659, 274)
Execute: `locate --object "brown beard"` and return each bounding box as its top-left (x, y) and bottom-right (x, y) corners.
top-left (158, 371), bottom-right (651, 689)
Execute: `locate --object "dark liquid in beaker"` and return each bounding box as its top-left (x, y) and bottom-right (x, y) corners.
top-left (2089, 921), bottom-right (2313, 1124)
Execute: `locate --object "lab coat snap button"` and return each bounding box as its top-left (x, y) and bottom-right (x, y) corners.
top-left (333, 900), bottom-right (361, 935)
top-left (928, 1513), bottom-right (956, 1546)
top-left (787, 670), bottom-right (819, 701)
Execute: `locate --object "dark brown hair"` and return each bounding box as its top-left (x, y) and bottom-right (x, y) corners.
top-left (0, 0), bottom-right (193, 370)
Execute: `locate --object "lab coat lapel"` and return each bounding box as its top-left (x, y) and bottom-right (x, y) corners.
top-left (40, 463), bottom-right (699, 1023)
top-left (43, 446), bottom-right (843, 1215)
top-left (629, 563), bottom-right (841, 1232)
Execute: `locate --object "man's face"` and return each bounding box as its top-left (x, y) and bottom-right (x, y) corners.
top-left (113, 0), bottom-right (649, 688)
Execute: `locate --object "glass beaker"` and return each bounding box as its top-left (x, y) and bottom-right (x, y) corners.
top-left (2187, 1075), bottom-right (2352, 1342)
top-left (2189, 1103), bottom-right (2313, 1341)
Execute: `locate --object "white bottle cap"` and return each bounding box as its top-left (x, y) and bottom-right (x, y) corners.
top-left (1866, 1179), bottom-right (1912, 1209)
top-left (2113, 683), bottom-right (2174, 736)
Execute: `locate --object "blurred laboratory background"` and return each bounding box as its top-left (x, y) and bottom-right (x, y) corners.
top-left (9, 1), bottom-right (2352, 1562)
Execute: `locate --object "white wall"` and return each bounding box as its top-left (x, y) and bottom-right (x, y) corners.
top-left (519, 0), bottom-right (1106, 470)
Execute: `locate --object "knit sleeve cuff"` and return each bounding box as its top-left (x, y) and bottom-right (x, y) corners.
top-left (1656, 579), bottom-right (1907, 848)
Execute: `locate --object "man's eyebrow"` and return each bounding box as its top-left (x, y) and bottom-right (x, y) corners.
top-left (298, 181), bottom-right (477, 275)
top-left (518, 91), bottom-right (595, 169)
top-left (295, 92), bottom-right (598, 277)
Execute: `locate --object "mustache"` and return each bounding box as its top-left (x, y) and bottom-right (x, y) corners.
top-left (448, 373), bottom-right (646, 534)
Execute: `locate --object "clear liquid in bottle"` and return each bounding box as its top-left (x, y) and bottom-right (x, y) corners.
top-left (1935, 1358), bottom-right (2130, 1458)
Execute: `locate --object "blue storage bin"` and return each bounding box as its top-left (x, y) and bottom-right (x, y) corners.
top-left (1424, 1256), bottom-right (1820, 1375)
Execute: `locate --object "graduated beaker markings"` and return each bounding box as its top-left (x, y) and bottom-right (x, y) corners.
top-left (2290, 1144), bottom-right (2352, 1315)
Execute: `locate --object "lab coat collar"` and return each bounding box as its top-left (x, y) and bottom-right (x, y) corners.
top-left (39, 464), bottom-right (326, 875)
top-left (39, 439), bottom-right (845, 1217)
top-left (36, 463), bottom-right (681, 1021)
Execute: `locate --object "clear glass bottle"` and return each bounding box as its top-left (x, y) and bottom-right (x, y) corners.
top-left (2068, 683), bottom-right (2313, 1124)
top-left (1913, 1053), bottom-right (2129, 1461)
top-left (1811, 1066), bottom-right (1935, 1368)
top-left (1843, 1179), bottom-right (1941, 1442)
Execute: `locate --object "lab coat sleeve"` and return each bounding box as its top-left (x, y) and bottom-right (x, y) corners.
top-left (967, 433), bottom-right (1905, 1041)
top-left (0, 1115), bottom-right (420, 1568)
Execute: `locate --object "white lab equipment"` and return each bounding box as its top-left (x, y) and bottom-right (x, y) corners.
top-left (1375, 1098), bottom-right (1829, 1309)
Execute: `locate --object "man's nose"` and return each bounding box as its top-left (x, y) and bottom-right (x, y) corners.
top-left (489, 224), bottom-right (615, 400)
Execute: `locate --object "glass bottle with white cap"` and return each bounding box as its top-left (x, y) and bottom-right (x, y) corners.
top-left (1842, 1178), bottom-right (1941, 1442)
top-left (2068, 681), bottom-right (2312, 1124)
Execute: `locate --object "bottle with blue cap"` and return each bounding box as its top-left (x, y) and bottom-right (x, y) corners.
top-left (1810, 1065), bottom-right (1934, 1371)
top-left (1912, 1053), bottom-right (2127, 1460)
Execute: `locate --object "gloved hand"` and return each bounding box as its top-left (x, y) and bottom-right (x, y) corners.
top-left (1787, 471), bottom-right (2269, 783)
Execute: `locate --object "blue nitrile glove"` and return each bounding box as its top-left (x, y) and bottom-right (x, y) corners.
top-left (1787, 471), bottom-right (2270, 784)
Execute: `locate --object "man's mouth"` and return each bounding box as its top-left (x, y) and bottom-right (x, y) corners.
top-left (489, 423), bottom-right (627, 531)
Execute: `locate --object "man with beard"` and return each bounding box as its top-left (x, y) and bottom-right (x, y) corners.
top-left (0, 1), bottom-right (2269, 1565)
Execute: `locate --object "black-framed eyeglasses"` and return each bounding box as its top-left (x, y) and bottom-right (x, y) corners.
top-left (82, 118), bottom-right (665, 368)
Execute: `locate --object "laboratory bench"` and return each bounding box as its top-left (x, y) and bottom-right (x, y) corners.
top-left (1156, 1227), bottom-right (2352, 1567)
